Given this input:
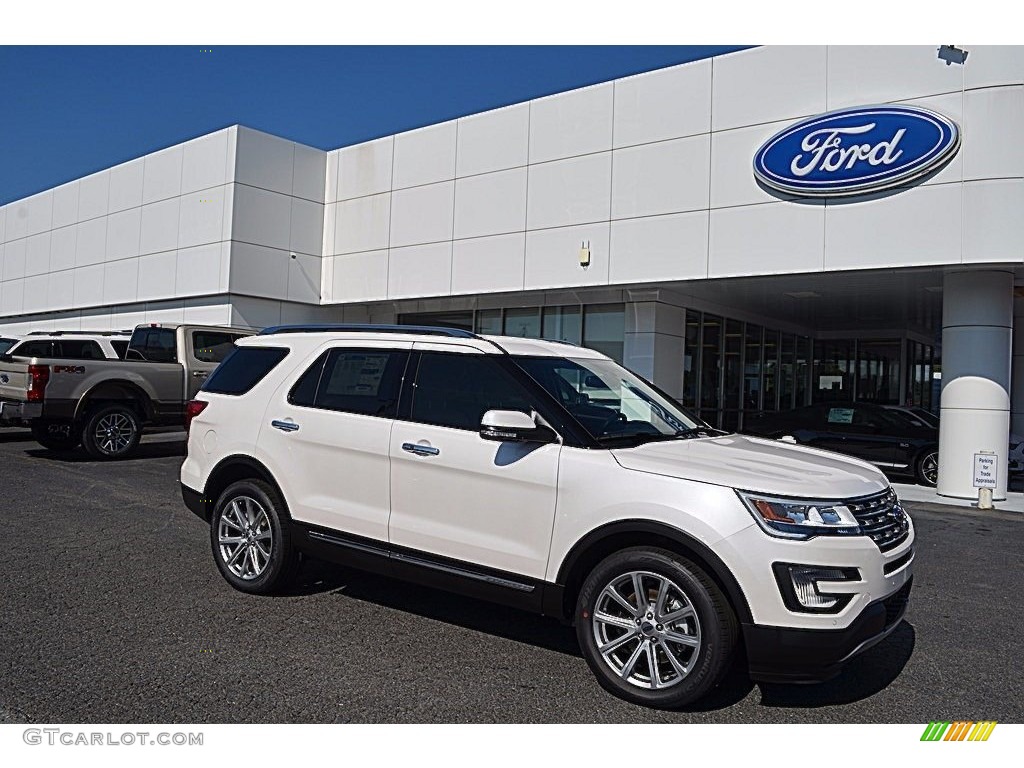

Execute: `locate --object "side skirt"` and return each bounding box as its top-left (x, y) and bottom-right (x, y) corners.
top-left (292, 522), bottom-right (552, 615)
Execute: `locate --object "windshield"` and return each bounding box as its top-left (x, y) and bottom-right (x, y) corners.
top-left (0, 338), bottom-right (17, 355)
top-left (514, 355), bottom-right (710, 446)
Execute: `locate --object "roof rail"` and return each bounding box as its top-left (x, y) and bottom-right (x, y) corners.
top-left (258, 323), bottom-right (481, 339)
top-left (26, 330), bottom-right (133, 337)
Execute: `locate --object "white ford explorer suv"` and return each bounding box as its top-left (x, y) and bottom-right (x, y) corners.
top-left (180, 324), bottom-right (914, 708)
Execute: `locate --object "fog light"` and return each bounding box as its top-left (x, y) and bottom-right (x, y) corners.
top-left (773, 563), bottom-right (860, 614)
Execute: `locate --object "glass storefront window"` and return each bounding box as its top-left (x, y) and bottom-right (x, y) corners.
top-left (743, 323), bottom-right (763, 413)
top-left (682, 311), bottom-right (700, 410)
top-left (542, 306), bottom-right (582, 345)
top-left (583, 304), bottom-right (625, 363)
top-left (475, 309), bottom-right (503, 335)
top-left (700, 314), bottom-right (722, 423)
top-left (857, 339), bottom-right (900, 405)
top-left (780, 334), bottom-right (795, 410)
top-left (398, 311), bottom-right (474, 330)
top-left (504, 307), bottom-right (542, 339)
top-left (813, 340), bottom-right (854, 404)
top-left (762, 329), bottom-right (779, 412)
top-left (795, 336), bottom-right (811, 407)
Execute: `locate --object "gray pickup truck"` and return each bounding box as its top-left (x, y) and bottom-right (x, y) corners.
top-left (0, 323), bottom-right (252, 459)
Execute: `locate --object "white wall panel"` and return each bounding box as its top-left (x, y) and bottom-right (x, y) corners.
top-left (529, 83), bottom-right (613, 164)
top-left (75, 217), bottom-right (107, 266)
top-left (614, 60), bottom-right (712, 148)
top-left (182, 297), bottom-right (232, 327)
top-left (2, 238), bottom-right (25, 280)
top-left (287, 252), bottom-right (321, 303)
top-left (393, 121), bottom-right (457, 190)
top-left (78, 171), bottom-right (110, 221)
top-left (182, 130), bottom-right (229, 194)
top-left (231, 185), bottom-right (291, 251)
top-left (524, 222), bottom-right (610, 290)
top-left (0, 207), bottom-right (6, 243)
top-left (457, 103), bottom-right (530, 177)
top-left (25, 191), bottom-right (53, 236)
top-left (321, 203), bottom-right (337, 259)
top-left (453, 168), bottom-right (527, 240)
top-left (824, 184), bottom-right (962, 270)
top-left (527, 153), bottom-right (611, 230)
top-left (52, 182), bottom-right (79, 229)
top-left (144, 300), bottom-right (185, 325)
top-left (610, 211), bottom-right (709, 283)
top-left (1, 279), bottom-right (24, 315)
top-left (230, 296), bottom-right (281, 330)
top-left (336, 137), bottom-right (393, 201)
top-left (963, 86), bottom-right (1024, 181)
top-left (137, 250), bottom-right (178, 301)
top-left (25, 232), bottom-right (51, 277)
top-left (73, 264), bottom-right (104, 307)
top-left (176, 243), bottom-right (222, 296)
top-left (103, 258), bottom-right (139, 304)
top-left (713, 46), bottom-right (826, 131)
top-left (612, 135), bottom-right (710, 219)
top-left (826, 46), bottom-right (963, 110)
top-left (390, 181), bottom-right (454, 248)
top-left (50, 225), bottom-right (77, 272)
top-left (47, 270), bottom-right (75, 311)
top-left (178, 188), bottom-right (225, 249)
top-left (142, 146), bottom-right (183, 204)
top-left (324, 151), bottom-right (339, 204)
top-left (334, 193), bottom-right (390, 255)
top-left (387, 241), bottom-right (452, 299)
top-left (330, 251), bottom-right (389, 303)
top-left (451, 233), bottom-right (525, 295)
top-left (710, 203), bottom-right (824, 277)
top-left (965, 45), bottom-right (1024, 90)
top-left (897, 91), bottom-right (964, 186)
top-left (5, 203), bottom-right (27, 241)
top-left (229, 242), bottom-right (289, 299)
top-left (108, 159), bottom-right (144, 214)
top-left (139, 198), bottom-right (180, 256)
top-left (105, 207), bottom-right (142, 262)
top-left (290, 197), bottom-right (325, 256)
top-left (22, 275), bottom-right (49, 314)
top-left (235, 127), bottom-right (294, 196)
top-left (293, 143), bottom-right (327, 203)
top-left (963, 179), bottom-right (1024, 263)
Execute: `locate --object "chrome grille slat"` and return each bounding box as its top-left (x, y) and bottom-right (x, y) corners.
top-left (845, 489), bottom-right (909, 552)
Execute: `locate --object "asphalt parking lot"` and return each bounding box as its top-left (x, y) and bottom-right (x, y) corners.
top-left (1, 427), bottom-right (1022, 724)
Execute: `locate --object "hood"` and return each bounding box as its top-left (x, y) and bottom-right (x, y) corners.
top-left (611, 434), bottom-right (889, 499)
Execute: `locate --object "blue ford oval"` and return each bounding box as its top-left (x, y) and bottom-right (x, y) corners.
top-left (753, 105), bottom-right (960, 197)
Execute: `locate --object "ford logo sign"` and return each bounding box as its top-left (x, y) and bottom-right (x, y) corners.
top-left (753, 105), bottom-right (960, 197)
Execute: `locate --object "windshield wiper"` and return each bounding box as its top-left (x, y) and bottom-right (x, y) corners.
top-left (595, 427), bottom-right (723, 446)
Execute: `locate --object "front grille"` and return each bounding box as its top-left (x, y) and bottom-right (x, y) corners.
top-left (846, 488), bottom-right (910, 552)
top-left (882, 579), bottom-right (912, 627)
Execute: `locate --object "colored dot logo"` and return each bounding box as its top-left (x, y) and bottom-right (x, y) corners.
top-left (200, 48), bottom-right (213, 53)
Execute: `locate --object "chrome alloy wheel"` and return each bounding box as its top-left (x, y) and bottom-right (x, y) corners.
top-left (591, 570), bottom-right (702, 690)
top-left (921, 451), bottom-right (939, 486)
top-left (217, 496), bottom-right (273, 580)
top-left (94, 412), bottom-right (136, 454)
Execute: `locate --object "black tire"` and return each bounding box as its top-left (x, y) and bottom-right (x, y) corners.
top-left (80, 404), bottom-right (142, 460)
top-left (575, 547), bottom-right (738, 709)
top-left (915, 447), bottom-right (939, 487)
top-left (31, 420), bottom-right (81, 452)
top-left (210, 479), bottom-right (297, 595)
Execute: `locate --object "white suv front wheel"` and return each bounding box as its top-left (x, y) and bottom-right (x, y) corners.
top-left (210, 479), bottom-right (297, 595)
top-left (576, 548), bottom-right (737, 708)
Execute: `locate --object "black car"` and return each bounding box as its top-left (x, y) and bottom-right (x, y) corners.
top-left (743, 402), bottom-right (939, 487)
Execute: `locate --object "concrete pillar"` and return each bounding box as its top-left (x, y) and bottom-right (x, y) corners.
top-left (1011, 296), bottom-right (1024, 437)
top-left (938, 270), bottom-right (1013, 501)
top-left (623, 301), bottom-right (685, 399)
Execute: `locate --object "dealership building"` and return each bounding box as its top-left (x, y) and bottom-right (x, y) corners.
top-left (1, 45), bottom-right (1022, 500)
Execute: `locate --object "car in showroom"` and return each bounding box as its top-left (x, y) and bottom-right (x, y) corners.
top-left (743, 403), bottom-right (939, 487)
top-left (180, 325), bottom-right (914, 709)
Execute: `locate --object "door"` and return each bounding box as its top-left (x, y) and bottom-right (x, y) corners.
top-left (388, 348), bottom-right (561, 580)
top-left (260, 342), bottom-right (412, 543)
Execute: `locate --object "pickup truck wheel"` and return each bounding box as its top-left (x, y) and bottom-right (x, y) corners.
top-left (80, 405), bottom-right (141, 460)
top-left (30, 420), bottom-right (81, 452)
top-left (210, 479), bottom-right (296, 595)
top-left (576, 547), bottom-right (737, 709)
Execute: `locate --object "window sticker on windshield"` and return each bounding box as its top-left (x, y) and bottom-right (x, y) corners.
top-left (827, 407), bottom-right (855, 424)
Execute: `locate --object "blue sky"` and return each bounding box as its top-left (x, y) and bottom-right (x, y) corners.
top-left (0, 45), bottom-right (745, 205)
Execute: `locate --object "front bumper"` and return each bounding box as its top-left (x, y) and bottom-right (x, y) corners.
top-left (0, 400), bottom-right (42, 424)
top-left (744, 578), bottom-right (912, 683)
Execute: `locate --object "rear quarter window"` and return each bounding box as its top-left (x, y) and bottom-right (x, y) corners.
top-left (201, 347), bottom-right (289, 395)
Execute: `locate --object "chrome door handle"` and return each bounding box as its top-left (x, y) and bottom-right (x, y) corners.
top-left (402, 442), bottom-right (439, 457)
top-left (192, 371), bottom-right (209, 378)
top-left (271, 420), bottom-right (300, 432)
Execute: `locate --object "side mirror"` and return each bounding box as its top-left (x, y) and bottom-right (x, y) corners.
top-left (480, 410), bottom-right (557, 443)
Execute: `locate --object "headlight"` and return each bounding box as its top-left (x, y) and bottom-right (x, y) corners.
top-left (737, 490), bottom-right (862, 540)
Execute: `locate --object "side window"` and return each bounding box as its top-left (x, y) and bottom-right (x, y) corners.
top-left (110, 340), bottom-right (129, 358)
top-left (129, 328), bottom-right (177, 362)
top-left (202, 347), bottom-right (289, 395)
top-left (289, 348), bottom-right (408, 418)
top-left (56, 340), bottom-right (104, 359)
top-left (192, 331), bottom-right (238, 363)
top-left (409, 353), bottom-right (532, 431)
top-left (10, 341), bottom-right (53, 357)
